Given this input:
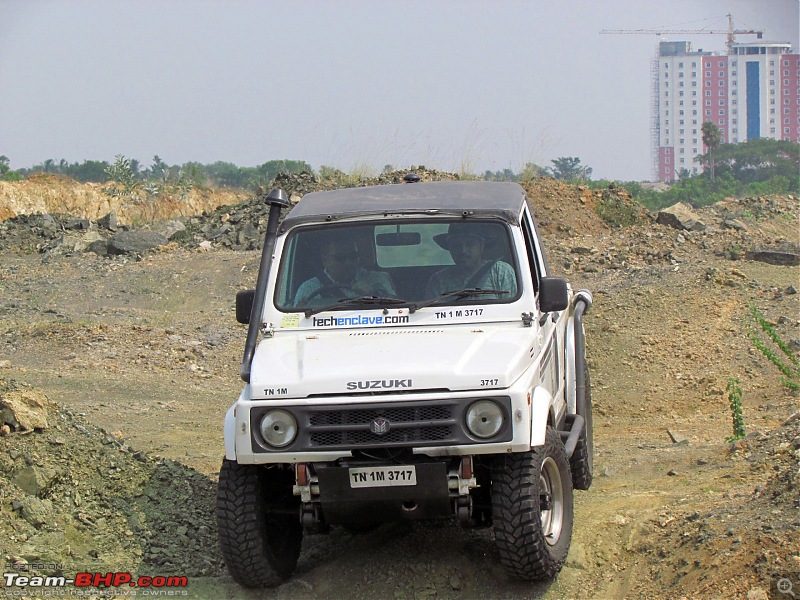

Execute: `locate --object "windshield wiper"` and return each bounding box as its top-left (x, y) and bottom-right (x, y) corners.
top-left (304, 296), bottom-right (409, 318)
top-left (408, 288), bottom-right (508, 314)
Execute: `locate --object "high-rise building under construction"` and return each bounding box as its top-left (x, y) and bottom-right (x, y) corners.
top-left (652, 40), bottom-right (799, 181)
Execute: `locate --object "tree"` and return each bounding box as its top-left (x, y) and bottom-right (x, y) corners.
top-left (546, 157), bottom-right (592, 182)
top-left (519, 162), bottom-right (546, 181)
top-left (701, 121), bottom-right (723, 181)
top-left (697, 138), bottom-right (799, 188)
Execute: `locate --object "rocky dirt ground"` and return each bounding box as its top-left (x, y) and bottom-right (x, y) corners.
top-left (0, 171), bottom-right (798, 599)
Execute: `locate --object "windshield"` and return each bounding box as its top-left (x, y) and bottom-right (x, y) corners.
top-left (275, 219), bottom-right (520, 312)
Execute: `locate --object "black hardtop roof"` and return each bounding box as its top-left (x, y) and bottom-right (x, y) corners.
top-left (279, 181), bottom-right (528, 230)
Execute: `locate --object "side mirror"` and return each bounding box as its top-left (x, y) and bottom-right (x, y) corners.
top-left (236, 290), bottom-right (255, 324)
top-left (539, 277), bottom-right (568, 313)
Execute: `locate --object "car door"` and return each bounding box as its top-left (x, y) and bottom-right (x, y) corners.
top-left (520, 206), bottom-right (564, 418)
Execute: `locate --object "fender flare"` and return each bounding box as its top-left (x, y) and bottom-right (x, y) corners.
top-left (224, 386), bottom-right (251, 461)
top-left (530, 385), bottom-right (555, 447)
top-left (224, 404), bottom-right (237, 460)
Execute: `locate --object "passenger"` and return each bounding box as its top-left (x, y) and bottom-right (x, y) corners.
top-left (425, 223), bottom-right (517, 299)
top-left (294, 238), bottom-right (395, 306)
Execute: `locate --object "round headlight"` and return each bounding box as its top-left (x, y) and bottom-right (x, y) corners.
top-left (259, 410), bottom-right (298, 448)
top-left (465, 400), bottom-right (504, 439)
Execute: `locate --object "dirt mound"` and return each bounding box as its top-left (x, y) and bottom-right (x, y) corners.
top-left (0, 175), bottom-right (246, 225)
top-left (0, 378), bottom-right (222, 580)
top-left (521, 177), bottom-right (647, 237)
top-left (629, 413), bottom-right (800, 598)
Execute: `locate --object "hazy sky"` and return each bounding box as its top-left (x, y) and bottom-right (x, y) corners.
top-left (1, 0), bottom-right (798, 181)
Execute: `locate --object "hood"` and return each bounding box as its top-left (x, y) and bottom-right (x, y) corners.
top-left (249, 325), bottom-right (536, 399)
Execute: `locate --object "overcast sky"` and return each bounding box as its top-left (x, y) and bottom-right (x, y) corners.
top-left (1, 0), bottom-right (798, 181)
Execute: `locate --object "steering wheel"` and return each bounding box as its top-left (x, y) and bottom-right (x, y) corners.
top-left (303, 284), bottom-right (347, 303)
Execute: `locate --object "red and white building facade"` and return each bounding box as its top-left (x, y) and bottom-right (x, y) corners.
top-left (654, 40), bottom-right (799, 182)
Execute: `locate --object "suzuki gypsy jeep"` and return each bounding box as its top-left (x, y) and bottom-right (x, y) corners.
top-left (216, 179), bottom-right (593, 587)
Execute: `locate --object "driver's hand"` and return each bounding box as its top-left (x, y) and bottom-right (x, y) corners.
top-left (351, 281), bottom-right (372, 296)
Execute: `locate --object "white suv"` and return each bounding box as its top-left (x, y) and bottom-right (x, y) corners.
top-left (217, 179), bottom-right (593, 587)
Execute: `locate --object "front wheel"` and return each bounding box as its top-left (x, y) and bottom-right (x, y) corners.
top-left (216, 460), bottom-right (302, 587)
top-left (491, 427), bottom-right (574, 581)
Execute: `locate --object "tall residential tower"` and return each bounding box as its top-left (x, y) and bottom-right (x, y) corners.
top-left (653, 40), bottom-right (799, 182)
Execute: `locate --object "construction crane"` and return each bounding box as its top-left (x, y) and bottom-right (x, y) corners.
top-left (600, 14), bottom-right (763, 54)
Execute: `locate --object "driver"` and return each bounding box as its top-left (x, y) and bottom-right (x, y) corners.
top-left (294, 238), bottom-right (396, 306)
top-left (425, 222), bottom-right (517, 299)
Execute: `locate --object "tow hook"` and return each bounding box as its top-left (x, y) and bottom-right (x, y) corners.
top-left (448, 457), bottom-right (477, 522)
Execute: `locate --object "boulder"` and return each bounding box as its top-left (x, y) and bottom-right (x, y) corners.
top-left (97, 211), bottom-right (118, 231)
top-left (745, 249), bottom-right (800, 266)
top-left (0, 385), bottom-right (51, 431)
top-left (13, 465), bottom-right (59, 496)
top-left (48, 230), bottom-right (107, 255)
top-left (107, 230), bottom-right (168, 255)
top-left (153, 220), bottom-right (187, 241)
top-left (656, 203), bottom-right (706, 232)
top-left (64, 218), bottom-right (90, 231)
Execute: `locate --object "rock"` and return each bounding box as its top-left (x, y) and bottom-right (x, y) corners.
top-left (153, 220), bottom-right (187, 241)
top-left (107, 230), bottom-right (168, 255)
top-left (745, 249), bottom-right (800, 266)
top-left (448, 573), bottom-right (461, 590)
top-left (747, 588), bottom-right (768, 600)
top-left (64, 218), bottom-right (90, 231)
top-left (656, 203), bottom-right (706, 232)
top-left (667, 429), bottom-right (689, 445)
top-left (0, 384), bottom-right (51, 431)
top-left (722, 218), bottom-right (748, 231)
top-left (87, 238), bottom-right (109, 256)
top-left (19, 496), bottom-right (54, 528)
top-left (97, 211), bottom-right (118, 231)
top-left (13, 464), bottom-right (58, 496)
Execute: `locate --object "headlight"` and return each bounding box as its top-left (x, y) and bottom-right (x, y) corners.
top-left (465, 400), bottom-right (504, 439)
top-left (259, 409), bottom-right (298, 448)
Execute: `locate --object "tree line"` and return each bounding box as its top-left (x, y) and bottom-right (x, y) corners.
top-left (2, 132), bottom-right (797, 212)
top-left (0, 155), bottom-right (313, 191)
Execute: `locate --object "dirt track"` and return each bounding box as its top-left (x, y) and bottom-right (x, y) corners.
top-left (0, 179), bottom-right (798, 599)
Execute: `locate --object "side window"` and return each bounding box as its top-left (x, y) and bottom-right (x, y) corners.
top-left (520, 210), bottom-right (543, 294)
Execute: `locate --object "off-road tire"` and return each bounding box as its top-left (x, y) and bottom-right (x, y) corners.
top-left (570, 368), bottom-right (594, 490)
top-left (216, 460), bottom-right (302, 587)
top-left (492, 426), bottom-right (574, 581)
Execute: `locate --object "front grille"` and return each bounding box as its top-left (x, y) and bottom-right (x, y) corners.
top-left (311, 425), bottom-right (453, 447)
top-left (307, 403), bottom-right (456, 448)
top-left (309, 405), bottom-right (452, 426)
top-left (249, 397), bottom-right (513, 453)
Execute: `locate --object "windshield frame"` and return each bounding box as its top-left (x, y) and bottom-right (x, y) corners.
top-left (272, 216), bottom-right (523, 314)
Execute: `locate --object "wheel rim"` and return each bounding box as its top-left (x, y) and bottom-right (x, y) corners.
top-left (539, 456), bottom-right (564, 546)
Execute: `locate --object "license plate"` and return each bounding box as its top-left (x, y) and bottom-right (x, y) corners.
top-left (349, 465), bottom-right (417, 488)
